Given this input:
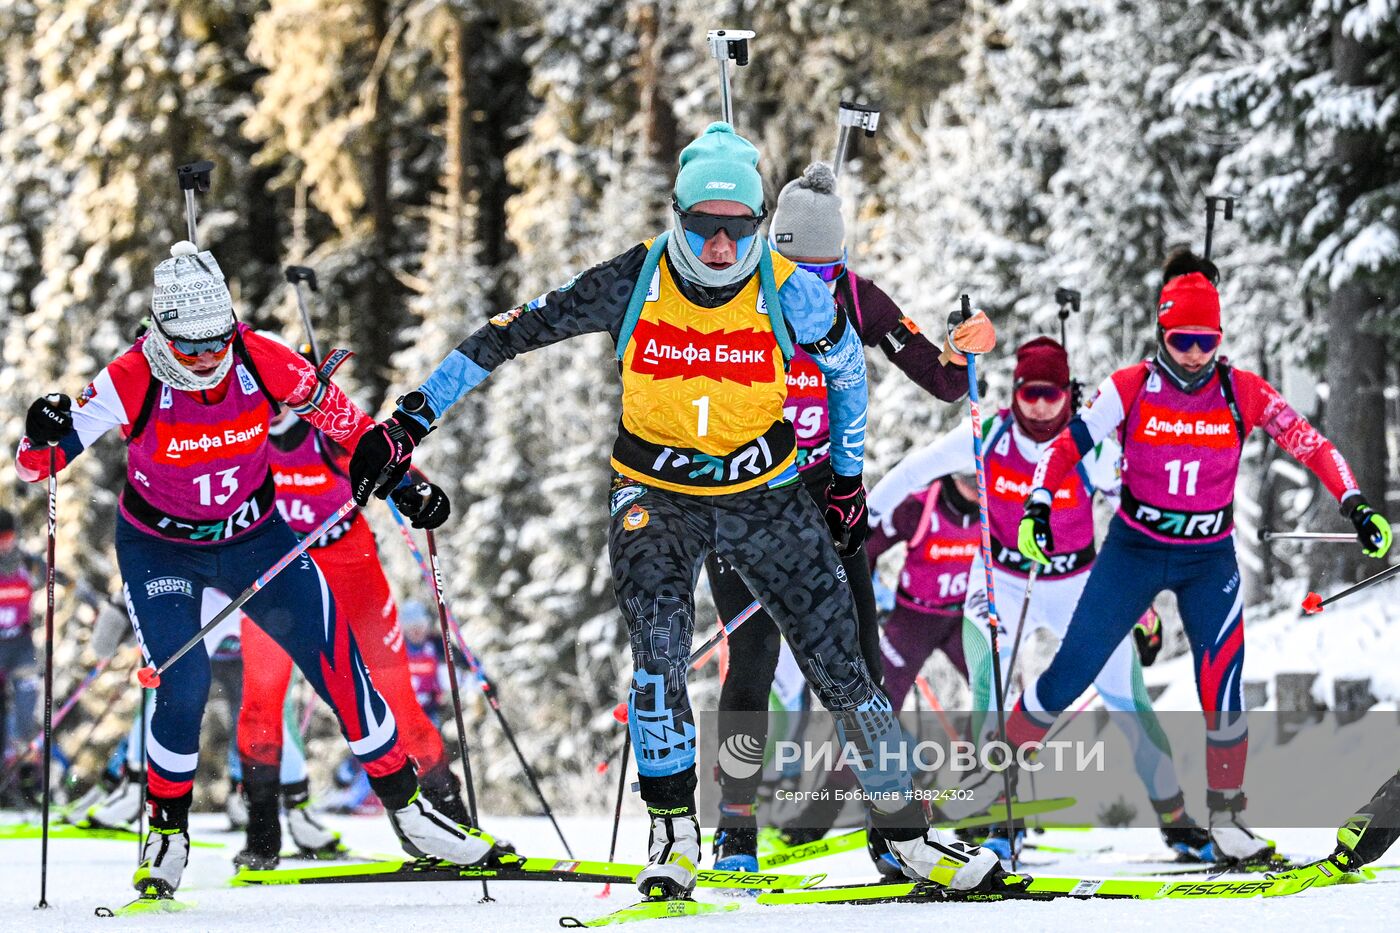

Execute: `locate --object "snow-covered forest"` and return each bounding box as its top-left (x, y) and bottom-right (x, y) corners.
top-left (1, 0), bottom-right (1397, 814)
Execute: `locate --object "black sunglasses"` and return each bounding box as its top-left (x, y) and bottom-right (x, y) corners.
top-left (673, 199), bottom-right (766, 241)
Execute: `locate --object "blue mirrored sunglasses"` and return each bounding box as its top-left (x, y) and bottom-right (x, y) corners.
top-left (1165, 331), bottom-right (1221, 354)
top-left (793, 250), bottom-right (848, 283)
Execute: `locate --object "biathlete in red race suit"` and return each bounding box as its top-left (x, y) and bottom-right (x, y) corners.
top-left (1011, 250), bottom-right (1393, 863)
top-left (231, 404), bottom-right (466, 868)
top-left (15, 241), bottom-right (500, 898)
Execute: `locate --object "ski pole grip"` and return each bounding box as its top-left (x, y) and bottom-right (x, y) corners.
top-left (959, 294), bottom-right (971, 321)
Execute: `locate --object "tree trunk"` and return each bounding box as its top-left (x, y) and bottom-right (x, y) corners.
top-left (361, 0), bottom-right (399, 403)
top-left (1313, 20), bottom-right (1389, 587)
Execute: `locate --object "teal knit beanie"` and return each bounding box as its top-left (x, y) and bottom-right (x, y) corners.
top-left (673, 122), bottom-right (764, 213)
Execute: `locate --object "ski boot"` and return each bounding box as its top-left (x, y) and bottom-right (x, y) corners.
top-left (637, 811), bottom-right (702, 898)
top-left (226, 778), bottom-right (248, 831)
top-left (388, 789), bottom-right (496, 864)
top-left (712, 821), bottom-right (759, 874)
top-left (67, 769), bottom-right (122, 823)
top-left (82, 770), bottom-right (144, 829)
top-left (233, 780), bottom-right (281, 871)
top-left (885, 826), bottom-right (1013, 891)
top-left (980, 820), bottom-right (1026, 862)
top-left (284, 780), bottom-right (347, 859)
top-left (134, 792), bottom-right (192, 897)
top-left (865, 817), bottom-right (905, 880)
top-left (1204, 789), bottom-right (1275, 864)
top-left (419, 761), bottom-right (472, 825)
top-left (1153, 792), bottom-right (1211, 861)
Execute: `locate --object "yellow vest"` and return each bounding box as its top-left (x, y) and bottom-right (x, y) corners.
top-left (612, 244), bottom-right (799, 494)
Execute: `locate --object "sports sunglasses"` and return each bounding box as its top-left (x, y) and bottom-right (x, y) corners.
top-left (673, 200), bottom-right (767, 241)
top-left (1015, 384), bottom-right (1067, 404)
top-left (1165, 331), bottom-right (1221, 354)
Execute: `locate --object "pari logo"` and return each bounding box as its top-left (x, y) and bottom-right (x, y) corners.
top-left (629, 318), bottom-right (777, 386)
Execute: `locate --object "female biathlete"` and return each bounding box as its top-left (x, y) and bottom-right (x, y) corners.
top-left (16, 242), bottom-right (499, 898)
top-left (710, 161), bottom-right (994, 871)
top-left (1011, 250), bottom-right (1392, 862)
top-left (871, 336), bottom-right (1197, 861)
top-left (231, 399), bottom-right (468, 869)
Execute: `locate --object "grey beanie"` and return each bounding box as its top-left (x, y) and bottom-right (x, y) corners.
top-left (769, 162), bottom-right (844, 259)
top-left (151, 240), bottom-right (235, 339)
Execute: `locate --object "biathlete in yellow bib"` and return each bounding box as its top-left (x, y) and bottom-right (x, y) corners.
top-left (348, 122), bottom-right (1016, 899)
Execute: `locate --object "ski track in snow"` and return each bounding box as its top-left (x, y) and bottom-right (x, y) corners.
top-left (1, 814), bottom-right (1396, 931)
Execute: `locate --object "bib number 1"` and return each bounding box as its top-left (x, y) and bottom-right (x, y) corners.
top-left (692, 396), bottom-right (710, 438)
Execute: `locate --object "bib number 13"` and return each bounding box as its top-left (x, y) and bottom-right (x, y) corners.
top-left (194, 467), bottom-right (240, 506)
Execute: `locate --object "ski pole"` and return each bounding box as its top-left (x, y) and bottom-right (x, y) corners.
top-left (1042, 689), bottom-right (1099, 746)
top-left (422, 527), bottom-right (491, 903)
top-left (176, 160), bottom-right (215, 248)
top-left (386, 503), bottom-right (575, 857)
top-left (959, 295), bottom-right (1019, 868)
top-left (599, 702), bottom-right (630, 899)
top-left (1202, 194), bottom-right (1235, 262)
top-left (1258, 530), bottom-right (1357, 543)
top-left (914, 675), bottom-right (961, 744)
top-left (689, 598), bottom-right (762, 669)
top-left (1302, 562), bottom-right (1400, 614)
top-left (1000, 565), bottom-right (1039, 709)
top-left (284, 266), bottom-right (323, 363)
top-left (38, 446), bottom-right (57, 909)
top-left (706, 29), bottom-right (754, 126)
top-left (831, 101), bottom-right (880, 181)
top-left (136, 498), bottom-right (357, 688)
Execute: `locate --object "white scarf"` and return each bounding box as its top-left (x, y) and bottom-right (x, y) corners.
top-left (142, 334), bottom-right (234, 392)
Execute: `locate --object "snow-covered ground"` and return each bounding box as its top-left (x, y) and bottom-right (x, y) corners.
top-left (0, 811), bottom-right (1396, 932)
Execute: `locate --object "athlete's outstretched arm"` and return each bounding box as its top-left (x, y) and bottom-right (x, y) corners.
top-left (411, 245), bottom-right (647, 427)
top-left (867, 422), bottom-right (975, 532)
top-left (785, 269), bottom-right (867, 477)
top-left (1029, 369), bottom-right (1134, 506)
top-left (15, 351), bottom-right (152, 482)
top-left (854, 277), bottom-right (968, 403)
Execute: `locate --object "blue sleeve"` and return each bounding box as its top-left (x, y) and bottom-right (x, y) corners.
top-left (780, 270), bottom-right (838, 344)
top-left (781, 272), bottom-right (867, 476)
top-left (413, 350), bottom-right (493, 428)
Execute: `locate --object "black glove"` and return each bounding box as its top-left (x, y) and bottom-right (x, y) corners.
top-left (1132, 607), bottom-right (1163, 667)
top-left (26, 394), bottom-right (73, 446)
top-left (349, 410), bottom-right (431, 505)
top-left (391, 481), bottom-right (451, 530)
top-left (1343, 496), bottom-right (1392, 559)
top-left (824, 471), bottom-right (869, 558)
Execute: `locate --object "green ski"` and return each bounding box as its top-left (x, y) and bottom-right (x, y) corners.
top-left (761, 797), bottom-right (1076, 869)
top-left (0, 822), bottom-right (222, 848)
top-left (231, 855), bottom-right (825, 892)
top-left (95, 888), bottom-right (192, 917)
top-left (560, 899), bottom-right (739, 927)
top-left (758, 872), bottom-right (1316, 905)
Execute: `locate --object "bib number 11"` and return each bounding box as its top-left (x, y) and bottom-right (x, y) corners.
top-left (1164, 459), bottom-right (1200, 496)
